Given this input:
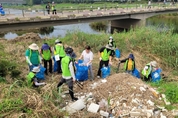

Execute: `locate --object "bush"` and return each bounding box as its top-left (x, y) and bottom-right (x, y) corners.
top-left (0, 60), bottom-right (19, 78)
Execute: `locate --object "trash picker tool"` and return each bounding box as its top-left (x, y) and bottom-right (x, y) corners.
top-left (75, 80), bottom-right (83, 89)
top-left (116, 63), bottom-right (120, 73)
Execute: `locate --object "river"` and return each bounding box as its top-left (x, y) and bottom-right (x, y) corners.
top-left (3, 23), bottom-right (101, 40)
top-left (1, 9), bottom-right (178, 40)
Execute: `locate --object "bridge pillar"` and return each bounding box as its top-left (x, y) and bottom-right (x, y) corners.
top-left (111, 19), bottom-right (146, 30)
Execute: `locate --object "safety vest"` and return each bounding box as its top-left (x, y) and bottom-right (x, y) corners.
top-left (42, 49), bottom-right (51, 60)
top-left (51, 6), bottom-right (55, 10)
top-left (101, 48), bottom-right (111, 61)
top-left (26, 72), bottom-right (35, 87)
top-left (124, 60), bottom-right (134, 71)
top-left (54, 45), bottom-right (66, 57)
top-left (142, 63), bottom-right (152, 78)
top-left (61, 56), bottom-right (72, 77)
top-left (27, 49), bottom-right (40, 64)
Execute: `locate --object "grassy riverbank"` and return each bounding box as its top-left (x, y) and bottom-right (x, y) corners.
top-left (3, 2), bottom-right (152, 10)
top-left (0, 26), bottom-right (178, 117)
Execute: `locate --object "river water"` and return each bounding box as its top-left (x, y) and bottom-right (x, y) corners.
top-left (1, 9), bottom-right (178, 40)
top-left (3, 23), bottom-right (101, 40)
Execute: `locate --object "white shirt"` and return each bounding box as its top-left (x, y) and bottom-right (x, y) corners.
top-left (81, 50), bottom-right (93, 65)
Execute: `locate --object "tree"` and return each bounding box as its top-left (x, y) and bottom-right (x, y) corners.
top-left (26, 0), bottom-right (33, 5)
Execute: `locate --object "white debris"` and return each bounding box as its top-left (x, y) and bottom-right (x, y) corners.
top-left (87, 103), bottom-right (100, 113)
top-left (66, 99), bottom-right (86, 114)
top-left (161, 94), bottom-right (171, 105)
top-left (101, 79), bottom-right (107, 83)
top-left (130, 111), bottom-right (141, 117)
top-left (100, 110), bottom-right (109, 117)
top-left (160, 112), bottom-right (167, 118)
top-left (147, 100), bottom-right (155, 106)
top-left (140, 87), bottom-right (146, 92)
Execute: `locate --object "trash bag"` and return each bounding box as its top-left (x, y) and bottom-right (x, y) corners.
top-left (101, 66), bottom-right (110, 79)
top-left (35, 65), bottom-right (46, 80)
top-left (132, 68), bottom-right (140, 79)
top-left (53, 56), bottom-right (58, 72)
top-left (151, 68), bottom-right (162, 82)
top-left (115, 49), bottom-right (120, 58)
top-left (1, 10), bottom-right (5, 16)
top-left (75, 60), bottom-right (89, 81)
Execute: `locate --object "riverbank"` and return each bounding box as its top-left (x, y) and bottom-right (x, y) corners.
top-left (0, 26), bottom-right (178, 117)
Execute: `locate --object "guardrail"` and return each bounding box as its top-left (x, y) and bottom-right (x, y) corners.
top-left (1, 3), bottom-right (177, 17)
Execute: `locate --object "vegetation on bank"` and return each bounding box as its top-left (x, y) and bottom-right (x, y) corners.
top-left (3, 2), bottom-right (156, 10)
top-left (1, 26), bottom-right (178, 117)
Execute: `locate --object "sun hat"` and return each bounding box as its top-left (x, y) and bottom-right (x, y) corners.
top-left (55, 39), bottom-right (62, 44)
top-left (42, 43), bottom-right (50, 50)
top-left (150, 61), bottom-right (157, 67)
top-left (32, 67), bottom-right (40, 73)
top-left (29, 43), bottom-right (39, 50)
top-left (109, 36), bottom-right (113, 39)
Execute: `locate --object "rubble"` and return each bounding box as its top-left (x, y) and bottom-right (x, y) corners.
top-left (63, 73), bottom-right (175, 117)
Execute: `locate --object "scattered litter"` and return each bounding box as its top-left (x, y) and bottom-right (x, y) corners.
top-left (100, 110), bottom-right (109, 117)
top-left (87, 103), bottom-right (99, 113)
top-left (162, 94), bottom-right (171, 105)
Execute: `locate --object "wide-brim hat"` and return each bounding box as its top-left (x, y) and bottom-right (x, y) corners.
top-left (55, 39), bottom-right (62, 44)
top-left (32, 67), bottom-right (40, 73)
top-left (42, 44), bottom-right (50, 50)
top-left (109, 36), bottom-right (113, 39)
top-left (150, 61), bottom-right (157, 67)
top-left (29, 43), bottom-right (39, 50)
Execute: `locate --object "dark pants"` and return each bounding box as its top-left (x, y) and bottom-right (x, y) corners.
top-left (44, 59), bottom-right (52, 75)
top-left (52, 10), bottom-right (56, 14)
top-left (141, 74), bottom-right (152, 81)
top-left (57, 78), bottom-right (75, 99)
top-left (57, 57), bottom-right (63, 73)
top-left (97, 60), bottom-right (109, 76)
top-left (47, 10), bottom-right (50, 14)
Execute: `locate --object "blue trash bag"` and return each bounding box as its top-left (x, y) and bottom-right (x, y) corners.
top-left (32, 65), bottom-right (46, 80)
top-left (1, 10), bottom-right (5, 16)
top-left (75, 60), bottom-right (89, 81)
top-left (115, 49), bottom-right (121, 58)
top-left (132, 68), bottom-right (140, 79)
top-left (101, 66), bottom-right (110, 79)
top-left (53, 56), bottom-right (58, 72)
top-left (151, 68), bottom-right (162, 82)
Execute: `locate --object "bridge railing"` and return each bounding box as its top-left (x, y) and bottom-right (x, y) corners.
top-left (1, 3), bottom-right (178, 18)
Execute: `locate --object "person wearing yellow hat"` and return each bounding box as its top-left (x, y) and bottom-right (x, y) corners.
top-left (25, 43), bottom-right (41, 71)
top-left (141, 61), bottom-right (158, 81)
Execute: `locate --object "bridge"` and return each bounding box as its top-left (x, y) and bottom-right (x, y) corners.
top-left (0, 6), bottom-right (178, 31)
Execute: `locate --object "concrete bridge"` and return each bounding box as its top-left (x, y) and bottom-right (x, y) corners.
top-left (0, 6), bottom-right (178, 31)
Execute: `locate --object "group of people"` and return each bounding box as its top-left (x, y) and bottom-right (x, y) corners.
top-left (46, 2), bottom-right (57, 15)
top-left (25, 36), bottom-right (160, 101)
top-left (25, 39), bottom-right (94, 101)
